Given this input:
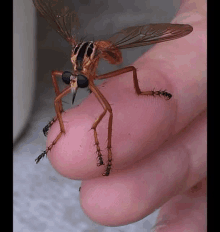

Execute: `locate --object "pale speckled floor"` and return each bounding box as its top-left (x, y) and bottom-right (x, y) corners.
top-left (13, 0), bottom-right (180, 231)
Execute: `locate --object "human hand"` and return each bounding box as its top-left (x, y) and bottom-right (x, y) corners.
top-left (47, 0), bottom-right (207, 228)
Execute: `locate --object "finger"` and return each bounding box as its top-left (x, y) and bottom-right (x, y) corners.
top-left (79, 110), bottom-right (206, 226)
top-left (152, 177), bottom-right (207, 232)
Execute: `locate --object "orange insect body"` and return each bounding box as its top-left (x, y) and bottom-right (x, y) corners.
top-left (71, 40), bottom-right (122, 80)
top-left (33, 0), bottom-right (193, 176)
top-left (96, 40), bottom-right (123, 65)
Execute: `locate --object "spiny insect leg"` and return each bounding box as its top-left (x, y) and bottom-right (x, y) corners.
top-left (89, 82), bottom-right (115, 174)
top-left (35, 131), bottom-right (64, 163)
top-left (43, 117), bottom-right (57, 137)
top-left (151, 89), bottom-right (172, 100)
top-left (35, 150), bottom-right (47, 163)
top-left (96, 66), bottom-right (172, 100)
top-left (102, 110), bottom-right (113, 176)
top-left (36, 84), bottom-right (70, 164)
top-left (102, 151), bottom-right (112, 176)
top-left (93, 129), bottom-right (104, 166)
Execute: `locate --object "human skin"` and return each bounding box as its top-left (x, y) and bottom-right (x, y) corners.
top-left (47, 0), bottom-right (207, 229)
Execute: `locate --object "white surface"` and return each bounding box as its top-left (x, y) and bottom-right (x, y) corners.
top-left (13, 0), bottom-right (181, 231)
top-left (13, 0), bottom-right (36, 142)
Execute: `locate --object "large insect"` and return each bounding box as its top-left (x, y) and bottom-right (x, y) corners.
top-left (33, 0), bottom-right (193, 176)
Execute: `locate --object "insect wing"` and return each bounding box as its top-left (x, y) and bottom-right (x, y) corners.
top-left (108, 23), bottom-right (193, 49)
top-left (33, 0), bottom-right (79, 45)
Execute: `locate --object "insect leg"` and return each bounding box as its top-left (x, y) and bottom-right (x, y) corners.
top-left (35, 131), bottom-right (63, 163)
top-left (42, 70), bottom-right (66, 137)
top-left (51, 70), bottom-right (65, 112)
top-left (89, 82), bottom-right (113, 176)
top-left (43, 116), bottom-right (57, 137)
top-left (89, 84), bottom-right (106, 167)
top-left (35, 86), bottom-right (71, 163)
top-left (53, 86), bottom-right (71, 134)
top-left (96, 66), bottom-right (172, 99)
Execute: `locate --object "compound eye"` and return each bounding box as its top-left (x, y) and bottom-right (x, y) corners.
top-left (62, 71), bottom-right (72, 84)
top-left (77, 74), bottom-right (89, 88)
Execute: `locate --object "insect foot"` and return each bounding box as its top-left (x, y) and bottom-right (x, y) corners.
top-left (43, 117), bottom-right (57, 137)
top-left (102, 147), bottom-right (112, 176)
top-left (97, 152), bottom-right (104, 166)
top-left (35, 150), bottom-right (47, 163)
top-left (35, 143), bottom-right (54, 164)
top-left (96, 146), bottom-right (104, 166)
top-left (153, 89), bottom-right (172, 100)
top-left (92, 129), bottom-right (104, 166)
top-left (35, 132), bottom-right (64, 164)
top-left (102, 158), bottom-right (112, 176)
top-left (43, 124), bottom-right (51, 137)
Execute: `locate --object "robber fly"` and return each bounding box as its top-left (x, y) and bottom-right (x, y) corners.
top-left (33, 0), bottom-right (193, 176)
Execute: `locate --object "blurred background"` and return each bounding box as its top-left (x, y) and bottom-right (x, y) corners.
top-left (13, 0), bottom-right (181, 231)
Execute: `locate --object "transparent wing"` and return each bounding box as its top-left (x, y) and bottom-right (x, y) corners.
top-left (33, 0), bottom-right (80, 46)
top-left (108, 23), bottom-right (193, 49)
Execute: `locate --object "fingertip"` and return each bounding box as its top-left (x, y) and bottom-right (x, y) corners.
top-left (79, 175), bottom-right (147, 226)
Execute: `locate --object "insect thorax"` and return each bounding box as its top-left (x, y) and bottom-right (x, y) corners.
top-left (71, 41), bottom-right (98, 76)
top-left (71, 40), bottom-right (123, 77)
